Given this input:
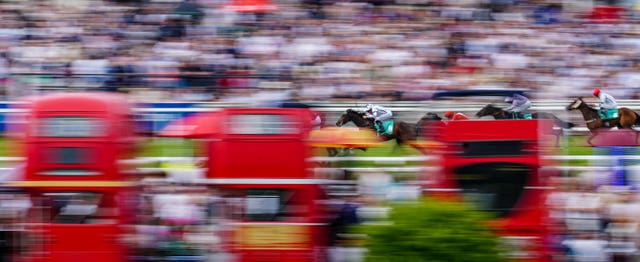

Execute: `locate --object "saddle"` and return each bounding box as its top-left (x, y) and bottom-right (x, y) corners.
top-left (374, 120), bottom-right (394, 136)
top-left (508, 112), bottom-right (533, 120)
top-left (598, 109), bottom-right (619, 120)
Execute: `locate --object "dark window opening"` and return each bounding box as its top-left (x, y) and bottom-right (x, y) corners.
top-left (30, 192), bottom-right (116, 224)
top-left (454, 162), bottom-right (530, 217)
top-left (245, 189), bottom-right (287, 221)
top-left (44, 147), bottom-right (95, 165)
top-left (461, 140), bottom-right (525, 157)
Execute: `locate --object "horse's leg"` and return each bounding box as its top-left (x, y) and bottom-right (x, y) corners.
top-left (327, 148), bottom-right (337, 157)
top-left (554, 130), bottom-right (561, 147)
top-left (587, 130), bottom-right (598, 146)
top-left (317, 148), bottom-right (336, 167)
top-left (389, 137), bottom-right (401, 154)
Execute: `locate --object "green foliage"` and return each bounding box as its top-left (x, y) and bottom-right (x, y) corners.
top-left (138, 137), bottom-right (197, 157)
top-left (355, 198), bottom-right (506, 262)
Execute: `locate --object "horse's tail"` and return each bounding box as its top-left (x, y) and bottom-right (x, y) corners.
top-left (635, 111), bottom-right (640, 126)
top-left (551, 114), bottom-right (575, 129)
top-left (561, 119), bottom-right (576, 129)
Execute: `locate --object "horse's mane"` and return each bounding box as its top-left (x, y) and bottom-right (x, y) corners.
top-left (421, 112), bottom-right (442, 121)
top-left (347, 108), bottom-right (365, 115)
top-left (486, 104), bottom-right (501, 110)
top-left (479, 104), bottom-right (504, 113)
top-left (576, 97), bottom-right (598, 112)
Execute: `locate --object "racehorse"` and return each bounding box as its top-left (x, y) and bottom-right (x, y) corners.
top-left (476, 104), bottom-right (575, 146)
top-left (566, 97), bottom-right (640, 145)
top-left (335, 109), bottom-right (420, 149)
top-left (420, 112), bottom-right (442, 122)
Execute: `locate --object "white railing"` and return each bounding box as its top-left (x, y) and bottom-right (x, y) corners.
top-left (0, 155), bottom-right (637, 181)
top-left (0, 99), bottom-right (638, 113)
top-left (0, 100), bottom-right (631, 136)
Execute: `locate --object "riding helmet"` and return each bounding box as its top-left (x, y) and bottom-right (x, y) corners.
top-left (593, 88), bottom-right (600, 97)
top-left (365, 104), bottom-right (374, 111)
top-left (444, 111), bottom-right (454, 118)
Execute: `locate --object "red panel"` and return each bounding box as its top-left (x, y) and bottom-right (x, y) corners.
top-left (210, 140), bottom-right (309, 179)
top-left (16, 188), bottom-right (137, 262)
top-left (29, 92), bottom-right (131, 115)
top-left (422, 119), bottom-right (556, 260)
top-left (24, 224), bottom-right (127, 262)
top-left (25, 142), bottom-right (119, 181)
top-left (207, 108), bottom-right (314, 180)
top-left (437, 120), bottom-right (547, 142)
top-left (205, 108), bottom-right (323, 261)
top-left (20, 93), bottom-right (136, 183)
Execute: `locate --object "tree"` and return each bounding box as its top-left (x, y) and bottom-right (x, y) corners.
top-left (355, 198), bottom-right (506, 262)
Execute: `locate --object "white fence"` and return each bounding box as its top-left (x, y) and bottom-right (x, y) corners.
top-left (0, 155), bottom-right (634, 174)
top-left (0, 155), bottom-right (636, 164)
top-left (0, 99), bottom-right (636, 135)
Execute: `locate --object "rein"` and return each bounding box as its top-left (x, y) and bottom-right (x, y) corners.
top-left (575, 100), bottom-right (604, 126)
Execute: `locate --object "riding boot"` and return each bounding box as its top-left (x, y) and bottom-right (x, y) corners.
top-left (375, 120), bottom-right (383, 134)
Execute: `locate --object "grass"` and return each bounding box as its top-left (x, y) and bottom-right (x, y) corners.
top-left (138, 137), bottom-right (197, 158)
top-left (561, 136), bottom-right (594, 155)
top-left (556, 136), bottom-right (593, 166)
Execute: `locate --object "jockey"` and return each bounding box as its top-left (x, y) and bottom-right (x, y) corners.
top-left (444, 111), bottom-right (469, 121)
top-left (593, 88), bottom-right (618, 122)
top-left (364, 104), bottom-right (393, 132)
top-left (504, 93), bottom-right (532, 118)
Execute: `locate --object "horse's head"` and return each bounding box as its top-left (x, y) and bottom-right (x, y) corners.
top-left (336, 112), bottom-right (349, 127)
top-left (336, 109), bottom-right (374, 128)
top-left (336, 109), bottom-right (361, 127)
top-left (421, 112), bottom-right (442, 121)
top-left (476, 104), bottom-right (500, 117)
top-left (566, 97), bottom-right (584, 111)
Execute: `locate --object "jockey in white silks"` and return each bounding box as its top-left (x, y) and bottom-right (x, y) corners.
top-left (504, 93), bottom-right (532, 114)
top-left (592, 88), bottom-right (618, 121)
top-left (364, 104), bottom-right (393, 133)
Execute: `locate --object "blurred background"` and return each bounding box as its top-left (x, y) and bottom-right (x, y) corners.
top-left (1, 0), bottom-right (640, 261)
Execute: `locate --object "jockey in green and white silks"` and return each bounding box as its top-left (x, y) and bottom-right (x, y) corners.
top-left (364, 104), bottom-right (393, 134)
top-left (593, 88), bottom-right (618, 120)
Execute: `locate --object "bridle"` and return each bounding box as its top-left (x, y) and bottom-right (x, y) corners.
top-left (336, 116), bottom-right (346, 127)
top-left (572, 98), bottom-right (599, 123)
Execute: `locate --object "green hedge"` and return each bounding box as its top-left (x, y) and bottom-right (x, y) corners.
top-left (355, 198), bottom-right (506, 262)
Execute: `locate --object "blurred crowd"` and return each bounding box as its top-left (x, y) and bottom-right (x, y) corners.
top-left (547, 175), bottom-right (640, 261)
top-left (2, 0), bottom-right (640, 102)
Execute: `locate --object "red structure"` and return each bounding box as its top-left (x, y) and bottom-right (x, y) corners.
top-left (201, 108), bottom-right (327, 262)
top-left (590, 5), bottom-right (625, 23)
top-left (6, 93), bottom-right (138, 262)
top-left (422, 119), bottom-right (557, 261)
